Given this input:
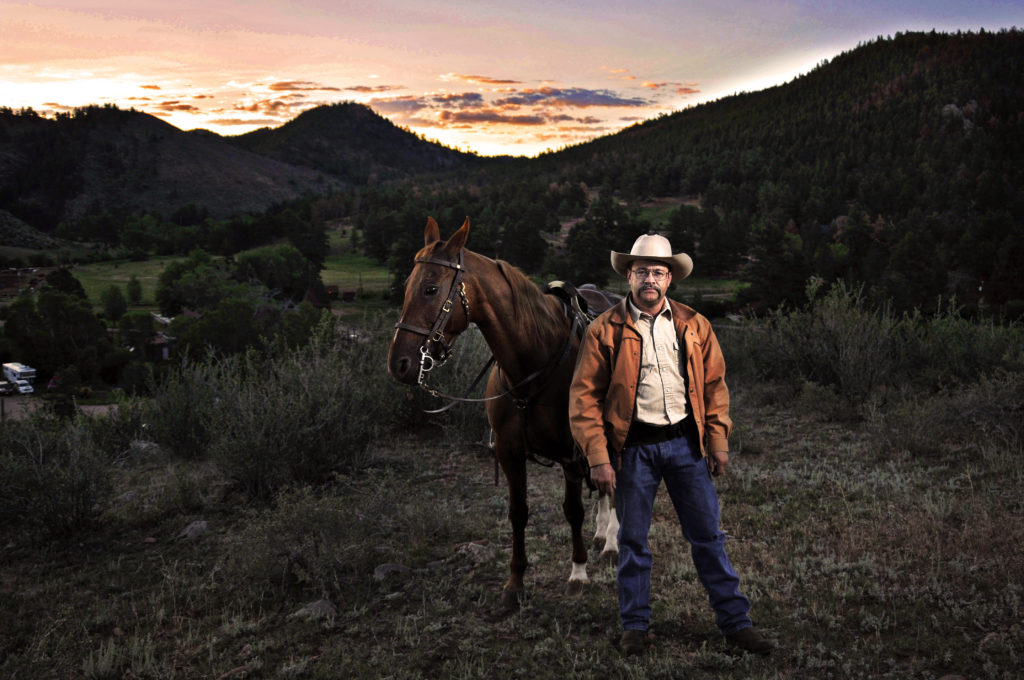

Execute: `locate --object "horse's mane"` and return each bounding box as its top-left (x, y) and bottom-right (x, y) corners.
top-left (494, 259), bottom-right (566, 348)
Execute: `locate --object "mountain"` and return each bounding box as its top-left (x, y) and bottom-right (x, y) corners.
top-left (231, 102), bottom-right (480, 183)
top-left (0, 105), bottom-right (342, 228)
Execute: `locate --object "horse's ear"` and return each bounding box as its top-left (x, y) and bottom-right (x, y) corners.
top-left (444, 217), bottom-right (470, 256)
top-left (424, 217), bottom-right (440, 245)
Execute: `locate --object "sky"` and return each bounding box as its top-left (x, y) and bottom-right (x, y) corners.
top-left (3, 1), bottom-right (1023, 157)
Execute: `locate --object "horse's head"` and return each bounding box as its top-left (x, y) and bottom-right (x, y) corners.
top-left (387, 217), bottom-right (472, 385)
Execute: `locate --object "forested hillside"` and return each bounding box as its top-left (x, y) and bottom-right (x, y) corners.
top-left (528, 29), bottom-right (1024, 311)
top-left (1, 30), bottom-right (1021, 315)
top-left (231, 102), bottom-right (481, 183)
top-left (0, 105), bottom-right (343, 229)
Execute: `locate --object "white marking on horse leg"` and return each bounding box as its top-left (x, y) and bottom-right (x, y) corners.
top-left (594, 493), bottom-right (619, 559)
top-left (569, 560), bottom-right (589, 583)
top-left (602, 511), bottom-right (620, 558)
top-left (593, 493), bottom-right (611, 546)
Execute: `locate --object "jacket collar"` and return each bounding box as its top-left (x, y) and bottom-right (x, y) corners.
top-left (610, 296), bottom-right (696, 330)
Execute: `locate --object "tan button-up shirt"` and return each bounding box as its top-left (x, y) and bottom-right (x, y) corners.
top-left (627, 297), bottom-right (689, 426)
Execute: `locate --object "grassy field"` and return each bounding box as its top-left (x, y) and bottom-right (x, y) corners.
top-left (62, 231), bottom-right (394, 314)
top-left (2, 380), bottom-right (1019, 679)
top-left (1, 308), bottom-right (1020, 678)
top-left (71, 256), bottom-right (178, 309)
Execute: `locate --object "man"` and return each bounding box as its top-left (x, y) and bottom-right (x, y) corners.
top-left (569, 233), bottom-right (771, 657)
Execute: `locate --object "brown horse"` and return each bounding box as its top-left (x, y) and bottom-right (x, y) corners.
top-left (387, 217), bottom-right (619, 608)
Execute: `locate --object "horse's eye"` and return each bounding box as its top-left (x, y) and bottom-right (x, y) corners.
top-left (424, 284), bottom-right (439, 296)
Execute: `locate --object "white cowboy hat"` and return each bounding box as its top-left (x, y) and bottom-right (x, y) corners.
top-left (610, 233), bottom-right (693, 279)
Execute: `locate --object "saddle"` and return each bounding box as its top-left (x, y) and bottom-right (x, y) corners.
top-left (543, 280), bottom-right (622, 332)
top-left (539, 281), bottom-right (623, 489)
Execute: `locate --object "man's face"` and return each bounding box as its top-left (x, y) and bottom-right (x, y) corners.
top-left (627, 259), bottom-right (672, 312)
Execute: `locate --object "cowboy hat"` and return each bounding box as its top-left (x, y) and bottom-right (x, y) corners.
top-left (610, 233), bottom-right (693, 279)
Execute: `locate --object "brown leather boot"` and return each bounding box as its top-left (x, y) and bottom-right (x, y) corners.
top-left (725, 626), bottom-right (773, 655)
top-left (619, 629), bottom-right (649, 656)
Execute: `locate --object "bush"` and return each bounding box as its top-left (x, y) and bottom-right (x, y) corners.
top-left (205, 315), bottom-right (406, 499)
top-left (726, 280), bottom-right (900, 401)
top-left (864, 371), bottom-right (1024, 457)
top-left (0, 414), bottom-right (112, 538)
top-left (81, 395), bottom-right (151, 461)
top-left (722, 279), bottom-right (1024, 404)
top-left (146, 360), bottom-right (218, 459)
top-left (222, 466), bottom-right (479, 599)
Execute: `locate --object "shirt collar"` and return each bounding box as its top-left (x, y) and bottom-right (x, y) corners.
top-left (626, 294), bottom-right (672, 324)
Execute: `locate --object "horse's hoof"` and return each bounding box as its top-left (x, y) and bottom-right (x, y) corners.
top-left (500, 588), bottom-right (524, 610)
top-left (601, 550), bottom-right (619, 567)
top-left (566, 579), bottom-right (588, 596)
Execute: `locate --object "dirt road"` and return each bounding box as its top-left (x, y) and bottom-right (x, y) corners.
top-left (0, 396), bottom-right (114, 420)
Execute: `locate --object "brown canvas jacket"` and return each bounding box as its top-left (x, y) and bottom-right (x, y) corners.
top-left (568, 296), bottom-right (732, 468)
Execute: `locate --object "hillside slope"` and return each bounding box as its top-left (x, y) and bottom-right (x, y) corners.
top-left (0, 106), bottom-right (341, 227)
top-left (231, 102), bottom-right (480, 183)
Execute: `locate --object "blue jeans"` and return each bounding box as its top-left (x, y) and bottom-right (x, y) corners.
top-left (615, 428), bottom-right (752, 635)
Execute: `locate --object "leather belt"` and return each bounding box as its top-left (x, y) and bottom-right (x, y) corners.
top-left (625, 415), bottom-right (694, 446)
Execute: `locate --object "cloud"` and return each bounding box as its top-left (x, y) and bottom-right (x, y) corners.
top-left (207, 117), bottom-right (281, 127)
top-left (641, 81), bottom-right (701, 96)
top-left (603, 67), bottom-right (636, 81)
top-left (233, 98), bottom-right (308, 115)
top-left (494, 87), bottom-right (648, 108)
top-left (156, 100), bottom-right (200, 112)
top-left (345, 84), bottom-right (404, 93)
top-left (368, 95), bottom-right (429, 116)
top-left (141, 84), bottom-right (161, 90)
top-left (429, 92), bottom-right (485, 108)
top-left (438, 109), bottom-right (547, 126)
top-left (442, 73), bottom-right (522, 85)
top-left (268, 80), bottom-right (341, 92)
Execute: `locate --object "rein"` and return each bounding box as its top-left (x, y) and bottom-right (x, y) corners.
top-left (394, 252), bottom-right (590, 416)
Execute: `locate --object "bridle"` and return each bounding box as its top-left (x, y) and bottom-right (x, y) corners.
top-left (393, 252), bottom-right (589, 419)
top-left (393, 251), bottom-right (471, 388)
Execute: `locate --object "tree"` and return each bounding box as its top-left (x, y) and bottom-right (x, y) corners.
top-left (126, 275), bottom-right (142, 304)
top-left (235, 244), bottom-right (319, 301)
top-left (100, 285), bottom-right (127, 322)
top-left (3, 289), bottom-right (112, 382)
top-left (156, 249), bottom-right (248, 315)
top-left (118, 311), bottom-right (156, 354)
top-left (42, 268), bottom-right (87, 300)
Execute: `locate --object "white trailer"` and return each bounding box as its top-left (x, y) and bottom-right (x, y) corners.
top-left (3, 362), bottom-right (36, 384)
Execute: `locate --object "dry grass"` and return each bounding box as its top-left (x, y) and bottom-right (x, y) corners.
top-left (2, 374), bottom-right (1021, 679)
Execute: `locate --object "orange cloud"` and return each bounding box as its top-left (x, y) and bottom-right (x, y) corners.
top-left (156, 100), bottom-right (200, 112)
top-left (207, 117), bottom-right (281, 127)
top-left (141, 84), bottom-right (161, 90)
top-left (268, 80), bottom-right (341, 92)
top-left (345, 84), bottom-right (403, 93)
top-left (442, 73), bottom-right (522, 85)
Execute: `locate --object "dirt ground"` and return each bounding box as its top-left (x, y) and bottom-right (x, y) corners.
top-left (0, 396), bottom-right (114, 420)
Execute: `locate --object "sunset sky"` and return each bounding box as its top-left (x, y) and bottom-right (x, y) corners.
top-left (3, 1), bottom-right (1022, 157)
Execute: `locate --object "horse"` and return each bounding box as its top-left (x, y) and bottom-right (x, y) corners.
top-left (387, 216), bottom-right (620, 609)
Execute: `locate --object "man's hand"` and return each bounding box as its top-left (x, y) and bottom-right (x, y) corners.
top-left (590, 462), bottom-right (616, 495)
top-left (708, 450), bottom-right (730, 476)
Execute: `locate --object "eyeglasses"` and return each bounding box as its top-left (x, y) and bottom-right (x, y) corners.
top-left (631, 267), bottom-right (669, 281)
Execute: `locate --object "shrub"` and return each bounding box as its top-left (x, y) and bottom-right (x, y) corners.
top-left (864, 371), bottom-right (1024, 457)
top-left (81, 395), bottom-right (151, 461)
top-left (721, 279), bottom-right (1024, 404)
top-left (725, 280), bottom-right (900, 401)
top-left (205, 315), bottom-right (406, 499)
top-left (0, 414), bottom-right (112, 538)
top-left (222, 467), bottom-right (479, 599)
top-left (146, 359), bottom-right (217, 459)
